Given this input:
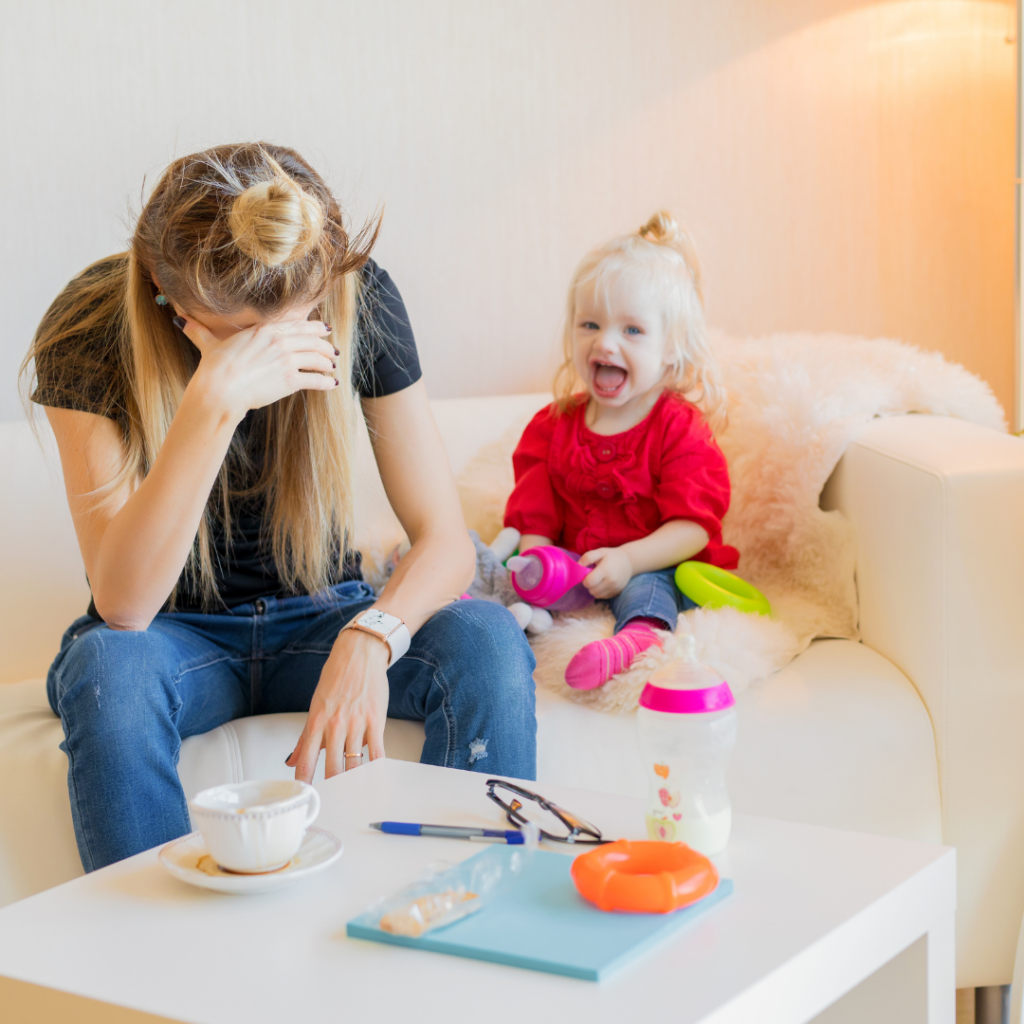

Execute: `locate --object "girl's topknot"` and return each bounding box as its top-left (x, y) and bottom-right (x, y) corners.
top-left (638, 210), bottom-right (678, 245)
top-left (638, 210), bottom-right (704, 306)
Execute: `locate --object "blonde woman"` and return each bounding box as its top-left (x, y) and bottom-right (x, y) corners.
top-left (24, 143), bottom-right (535, 872)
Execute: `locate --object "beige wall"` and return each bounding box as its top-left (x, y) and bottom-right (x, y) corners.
top-left (1, 0), bottom-right (1015, 421)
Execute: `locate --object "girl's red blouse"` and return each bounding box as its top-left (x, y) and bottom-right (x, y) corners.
top-left (504, 391), bottom-right (739, 569)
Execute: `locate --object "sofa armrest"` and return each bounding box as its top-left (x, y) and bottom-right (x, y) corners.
top-left (821, 414), bottom-right (1024, 985)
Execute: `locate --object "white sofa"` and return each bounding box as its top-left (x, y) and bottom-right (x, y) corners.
top-left (2, 395), bottom-right (1023, 990)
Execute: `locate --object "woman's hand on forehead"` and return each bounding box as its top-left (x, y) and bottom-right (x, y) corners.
top-left (175, 310), bottom-right (339, 420)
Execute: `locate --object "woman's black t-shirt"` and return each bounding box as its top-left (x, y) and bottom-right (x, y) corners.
top-left (31, 258), bottom-right (422, 614)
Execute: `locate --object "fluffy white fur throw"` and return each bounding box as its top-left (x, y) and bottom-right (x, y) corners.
top-left (458, 332), bottom-right (1006, 713)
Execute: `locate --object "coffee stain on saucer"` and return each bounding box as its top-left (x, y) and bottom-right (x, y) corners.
top-left (189, 853), bottom-right (294, 877)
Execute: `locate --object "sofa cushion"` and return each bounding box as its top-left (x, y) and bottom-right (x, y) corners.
top-left (0, 680), bottom-right (82, 907)
top-left (536, 638), bottom-right (942, 844)
top-left (0, 423), bottom-right (92, 686)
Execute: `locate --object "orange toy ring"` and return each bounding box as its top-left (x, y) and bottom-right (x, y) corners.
top-left (570, 839), bottom-right (719, 914)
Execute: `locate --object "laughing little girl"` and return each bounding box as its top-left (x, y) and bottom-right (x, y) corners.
top-left (504, 212), bottom-right (739, 690)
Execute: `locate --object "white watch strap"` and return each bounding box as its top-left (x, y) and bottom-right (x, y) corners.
top-left (344, 612), bottom-right (411, 666)
top-left (385, 622), bottom-right (411, 664)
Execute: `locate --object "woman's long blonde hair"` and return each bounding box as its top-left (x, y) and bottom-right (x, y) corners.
top-left (23, 143), bottom-right (378, 606)
top-left (553, 211), bottom-right (725, 427)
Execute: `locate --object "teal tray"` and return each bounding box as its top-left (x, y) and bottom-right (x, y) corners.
top-left (347, 844), bottom-right (733, 981)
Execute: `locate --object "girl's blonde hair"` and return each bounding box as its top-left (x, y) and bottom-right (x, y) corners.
top-left (553, 211), bottom-right (725, 427)
top-left (23, 143), bottom-right (379, 607)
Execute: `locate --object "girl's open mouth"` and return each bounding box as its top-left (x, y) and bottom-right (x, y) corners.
top-left (591, 361), bottom-right (628, 398)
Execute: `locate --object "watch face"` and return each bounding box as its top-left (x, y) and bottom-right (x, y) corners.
top-left (359, 609), bottom-right (399, 634)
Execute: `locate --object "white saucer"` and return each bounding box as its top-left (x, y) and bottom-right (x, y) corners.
top-left (158, 827), bottom-right (343, 895)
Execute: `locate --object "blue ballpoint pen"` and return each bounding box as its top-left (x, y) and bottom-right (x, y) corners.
top-left (370, 821), bottom-right (525, 844)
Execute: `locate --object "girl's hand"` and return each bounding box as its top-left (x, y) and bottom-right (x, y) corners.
top-left (286, 629), bottom-right (391, 782)
top-left (580, 546), bottom-right (633, 599)
top-left (177, 315), bottom-right (339, 421)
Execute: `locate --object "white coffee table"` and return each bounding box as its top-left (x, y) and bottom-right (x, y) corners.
top-left (0, 758), bottom-right (954, 1024)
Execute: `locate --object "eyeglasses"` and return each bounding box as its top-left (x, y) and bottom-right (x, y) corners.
top-left (485, 779), bottom-right (608, 845)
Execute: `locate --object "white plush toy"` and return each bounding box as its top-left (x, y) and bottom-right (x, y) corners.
top-left (467, 527), bottom-right (553, 635)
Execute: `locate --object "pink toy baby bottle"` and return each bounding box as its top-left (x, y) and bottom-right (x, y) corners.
top-left (636, 635), bottom-right (738, 855)
top-left (506, 546), bottom-right (595, 612)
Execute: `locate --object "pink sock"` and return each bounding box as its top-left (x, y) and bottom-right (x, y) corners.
top-left (565, 618), bottom-right (664, 691)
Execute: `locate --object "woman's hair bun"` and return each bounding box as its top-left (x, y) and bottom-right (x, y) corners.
top-left (228, 175), bottom-right (325, 268)
top-left (638, 210), bottom-right (681, 246)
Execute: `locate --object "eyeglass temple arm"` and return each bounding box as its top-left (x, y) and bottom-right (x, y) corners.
top-left (487, 780), bottom-right (603, 839)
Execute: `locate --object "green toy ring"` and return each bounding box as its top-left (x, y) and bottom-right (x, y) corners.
top-left (674, 562), bottom-right (771, 617)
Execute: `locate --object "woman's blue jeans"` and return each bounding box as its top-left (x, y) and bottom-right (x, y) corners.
top-left (46, 582), bottom-right (537, 872)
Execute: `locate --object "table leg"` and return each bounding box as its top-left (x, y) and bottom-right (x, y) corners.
top-left (928, 913), bottom-right (956, 1024)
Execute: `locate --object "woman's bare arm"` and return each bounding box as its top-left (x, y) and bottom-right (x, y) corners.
top-left (46, 392), bottom-right (240, 630)
top-left (365, 380), bottom-right (476, 628)
top-left (45, 313), bottom-right (337, 630)
top-left (287, 379), bottom-right (476, 782)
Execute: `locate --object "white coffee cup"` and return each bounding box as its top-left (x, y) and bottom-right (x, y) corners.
top-left (189, 780), bottom-right (321, 874)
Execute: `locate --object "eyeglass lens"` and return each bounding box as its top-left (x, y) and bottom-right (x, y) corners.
top-left (487, 781), bottom-right (602, 842)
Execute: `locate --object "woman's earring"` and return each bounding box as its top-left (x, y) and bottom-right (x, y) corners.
top-left (155, 294), bottom-right (169, 307)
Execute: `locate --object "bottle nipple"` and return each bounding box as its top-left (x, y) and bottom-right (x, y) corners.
top-left (507, 554), bottom-right (543, 590)
top-left (647, 634), bottom-right (720, 692)
top-left (678, 634), bottom-right (699, 664)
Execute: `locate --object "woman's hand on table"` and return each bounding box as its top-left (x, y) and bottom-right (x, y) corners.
top-left (286, 628), bottom-right (391, 781)
top-left (284, 380), bottom-right (478, 782)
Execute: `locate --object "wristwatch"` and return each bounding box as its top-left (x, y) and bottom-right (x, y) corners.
top-left (342, 608), bottom-right (411, 665)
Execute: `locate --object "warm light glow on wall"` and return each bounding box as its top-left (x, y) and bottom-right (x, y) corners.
top-left (1017, 0), bottom-right (1023, 431)
top-left (628, 0), bottom-right (1016, 420)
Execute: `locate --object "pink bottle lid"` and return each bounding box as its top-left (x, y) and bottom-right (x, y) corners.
top-left (638, 680), bottom-right (735, 714)
top-left (509, 546), bottom-right (592, 607)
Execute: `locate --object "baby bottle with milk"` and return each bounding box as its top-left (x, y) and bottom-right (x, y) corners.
top-left (636, 635), bottom-right (738, 855)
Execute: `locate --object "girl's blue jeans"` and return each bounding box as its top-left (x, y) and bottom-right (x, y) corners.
top-left (609, 569), bottom-right (697, 633)
top-left (46, 582), bottom-right (537, 872)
